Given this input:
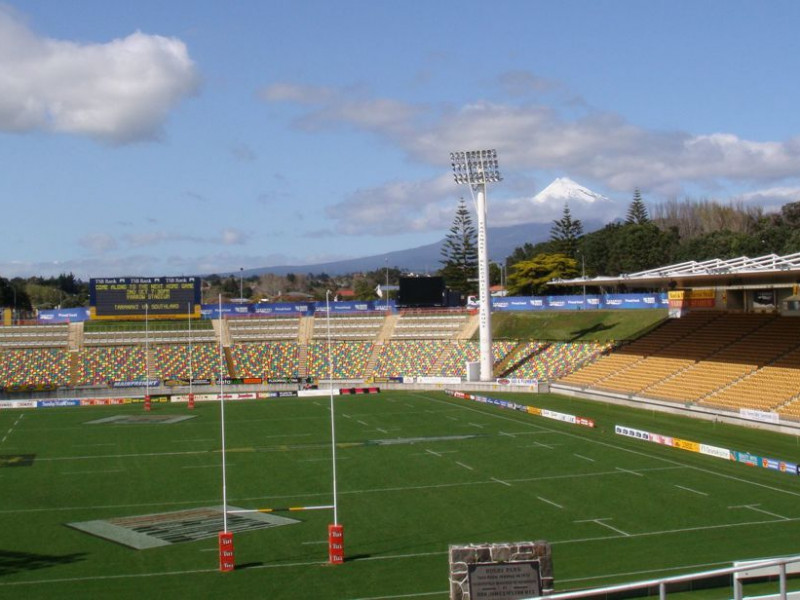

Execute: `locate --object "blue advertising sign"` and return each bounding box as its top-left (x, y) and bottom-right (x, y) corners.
top-left (38, 308), bottom-right (91, 323)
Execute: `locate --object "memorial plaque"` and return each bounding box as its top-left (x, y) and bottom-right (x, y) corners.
top-left (449, 541), bottom-right (553, 599)
top-left (467, 561), bottom-right (541, 599)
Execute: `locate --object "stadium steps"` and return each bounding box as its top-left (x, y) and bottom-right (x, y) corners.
top-left (456, 314), bottom-right (479, 340)
top-left (69, 350), bottom-right (79, 387)
top-left (212, 318), bottom-right (231, 347)
top-left (298, 316), bottom-right (314, 344)
top-left (431, 341), bottom-right (457, 375)
top-left (364, 341), bottom-right (383, 378)
top-left (376, 314), bottom-right (398, 342)
top-left (223, 347), bottom-right (236, 378)
top-left (297, 344), bottom-right (308, 378)
top-left (68, 322), bottom-right (83, 350)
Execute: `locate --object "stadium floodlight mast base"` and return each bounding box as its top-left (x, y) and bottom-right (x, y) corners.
top-left (450, 149), bottom-right (502, 382)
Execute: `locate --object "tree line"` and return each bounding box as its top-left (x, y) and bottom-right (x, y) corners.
top-left (438, 191), bottom-right (800, 297)
top-left (4, 192), bottom-right (800, 312)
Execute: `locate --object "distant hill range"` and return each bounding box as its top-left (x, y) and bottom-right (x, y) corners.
top-left (242, 177), bottom-right (608, 276)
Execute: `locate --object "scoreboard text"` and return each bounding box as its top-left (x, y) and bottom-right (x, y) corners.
top-left (89, 277), bottom-right (201, 319)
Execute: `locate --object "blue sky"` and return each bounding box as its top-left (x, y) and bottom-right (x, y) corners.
top-left (2, 1), bottom-right (800, 279)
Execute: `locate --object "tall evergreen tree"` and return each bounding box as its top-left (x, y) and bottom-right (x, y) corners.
top-left (550, 203), bottom-right (583, 257)
top-left (626, 188), bottom-right (650, 224)
top-left (439, 198), bottom-right (478, 295)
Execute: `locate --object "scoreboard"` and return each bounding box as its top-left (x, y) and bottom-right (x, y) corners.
top-left (89, 277), bottom-right (201, 319)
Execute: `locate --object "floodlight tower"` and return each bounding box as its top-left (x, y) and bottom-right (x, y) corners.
top-left (451, 149), bottom-right (502, 382)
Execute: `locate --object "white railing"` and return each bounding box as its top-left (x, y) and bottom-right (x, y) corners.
top-left (524, 555), bottom-right (800, 600)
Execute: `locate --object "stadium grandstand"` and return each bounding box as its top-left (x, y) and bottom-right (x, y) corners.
top-left (3, 252), bottom-right (800, 433)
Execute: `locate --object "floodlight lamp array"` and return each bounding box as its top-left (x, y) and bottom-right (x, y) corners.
top-left (450, 149), bottom-right (502, 185)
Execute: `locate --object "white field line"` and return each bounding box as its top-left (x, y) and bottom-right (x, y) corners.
top-left (729, 504), bottom-right (789, 520)
top-left (376, 427), bottom-right (389, 434)
top-left (1, 414), bottom-right (24, 445)
top-left (3, 519), bottom-right (790, 593)
top-left (0, 464), bottom-right (685, 515)
top-left (424, 449), bottom-right (442, 457)
top-left (420, 393), bottom-right (800, 500)
top-left (615, 467), bottom-right (644, 477)
top-left (525, 441), bottom-right (555, 449)
top-left (61, 469), bottom-right (126, 475)
top-left (675, 484), bottom-right (708, 496)
top-left (357, 420), bottom-right (369, 426)
top-left (537, 496), bottom-right (564, 509)
top-left (576, 518), bottom-right (630, 537)
top-left (455, 461), bottom-right (474, 471)
top-left (574, 453), bottom-right (595, 462)
top-left (491, 477), bottom-right (512, 487)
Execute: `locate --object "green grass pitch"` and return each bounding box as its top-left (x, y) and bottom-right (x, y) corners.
top-left (1, 390), bottom-right (800, 599)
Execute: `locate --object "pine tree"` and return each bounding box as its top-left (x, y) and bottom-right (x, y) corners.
top-left (439, 198), bottom-right (478, 295)
top-left (550, 203), bottom-right (583, 257)
top-left (626, 188), bottom-right (650, 224)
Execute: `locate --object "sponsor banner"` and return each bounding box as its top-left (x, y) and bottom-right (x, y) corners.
top-left (264, 391), bottom-right (299, 398)
top-left (740, 408), bottom-right (780, 424)
top-left (220, 377), bottom-right (264, 385)
top-left (367, 376), bottom-right (404, 384)
top-left (700, 443), bottom-right (731, 460)
top-left (615, 425), bottom-right (652, 441)
top-left (762, 457), bottom-right (782, 471)
top-left (37, 308), bottom-right (91, 323)
top-left (164, 379), bottom-right (190, 387)
top-left (111, 379), bottom-right (160, 389)
top-left (650, 433), bottom-right (674, 446)
top-left (251, 302), bottom-right (314, 316)
top-left (493, 293), bottom-right (668, 312)
top-left (267, 377), bottom-right (303, 384)
top-left (506, 378), bottom-right (539, 386)
top-left (0, 400), bottom-right (38, 409)
top-left (446, 390), bottom-right (592, 426)
top-left (298, 388), bottom-right (339, 398)
top-left (416, 376), bottom-right (462, 385)
top-left (541, 409), bottom-right (576, 424)
top-left (672, 438), bottom-right (700, 453)
top-left (339, 387), bottom-right (380, 395)
top-left (4, 383), bottom-right (58, 393)
top-left (734, 451), bottom-right (761, 467)
top-left (37, 399), bottom-right (81, 408)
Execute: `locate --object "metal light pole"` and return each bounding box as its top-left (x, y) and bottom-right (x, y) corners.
top-left (385, 258), bottom-right (389, 308)
top-left (239, 267), bottom-right (244, 301)
top-left (451, 149), bottom-right (502, 382)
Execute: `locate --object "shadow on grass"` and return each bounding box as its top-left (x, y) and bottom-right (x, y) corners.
top-left (568, 322), bottom-right (616, 341)
top-left (0, 549), bottom-right (86, 577)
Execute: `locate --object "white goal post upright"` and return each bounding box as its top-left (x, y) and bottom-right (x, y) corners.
top-left (451, 149), bottom-right (502, 382)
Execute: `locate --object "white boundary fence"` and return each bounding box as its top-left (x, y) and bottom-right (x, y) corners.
top-left (523, 555), bottom-right (800, 600)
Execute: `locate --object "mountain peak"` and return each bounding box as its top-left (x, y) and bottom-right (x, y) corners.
top-left (532, 177), bottom-right (608, 205)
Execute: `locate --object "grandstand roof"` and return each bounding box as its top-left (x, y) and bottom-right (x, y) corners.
top-left (550, 252), bottom-right (800, 289)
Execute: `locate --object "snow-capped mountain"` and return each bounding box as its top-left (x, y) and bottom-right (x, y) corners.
top-left (532, 177), bottom-right (609, 206)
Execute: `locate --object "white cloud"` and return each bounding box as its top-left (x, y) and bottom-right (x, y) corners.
top-left (78, 233), bottom-right (118, 253)
top-left (0, 6), bottom-right (200, 143)
top-left (324, 174), bottom-right (455, 235)
top-left (262, 76), bottom-right (800, 202)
